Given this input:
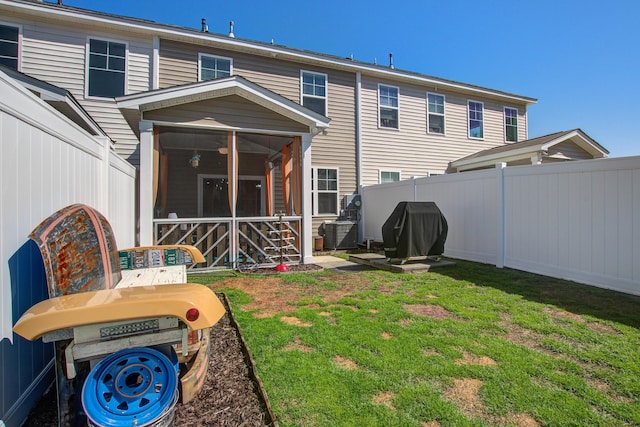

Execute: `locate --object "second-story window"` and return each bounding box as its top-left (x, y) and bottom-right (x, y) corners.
top-left (379, 84), bottom-right (399, 129)
top-left (88, 39), bottom-right (126, 98)
top-left (301, 71), bottom-right (327, 116)
top-left (0, 24), bottom-right (19, 69)
top-left (468, 100), bottom-right (484, 139)
top-left (199, 54), bottom-right (232, 81)
top-left (427, 93), bottom-right (445, 134)
top-left (505, 107), bottom-right (518, 142)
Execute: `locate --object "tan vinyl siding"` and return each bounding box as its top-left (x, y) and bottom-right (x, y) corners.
top-left (359, 75), bottom-right (528, 185)
top-left (144, 96), bottom-right (309, 133)
top-left (548, 140), bottom-right (594, 160)
top-left (6, 14), bottom-right (152, 164)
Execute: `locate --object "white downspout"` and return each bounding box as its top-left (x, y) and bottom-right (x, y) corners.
top-left (152, 36), bottom-right (159, 90)
top-left (356, 71), bottom-right (363, 243)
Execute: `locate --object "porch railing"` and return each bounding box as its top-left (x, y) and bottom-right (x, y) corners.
top-left (153, 216), bottom-right (302, 270)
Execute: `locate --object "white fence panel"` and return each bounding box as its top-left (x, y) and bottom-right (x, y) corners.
top-left (503, 158), bottom-right (640, 295)
top-left (362, 156), bottom-right (640, 295)
top-left (108, 152), bottom-right (136, 248)
top-left (0, 69), bottom-right (136, 427)
top-left (415, 171), bottom-right (498, 264)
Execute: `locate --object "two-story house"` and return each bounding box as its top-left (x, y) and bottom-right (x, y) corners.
top-left (0, 0), bottom-right (543, 270)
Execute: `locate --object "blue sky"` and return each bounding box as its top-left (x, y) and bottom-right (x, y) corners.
top-left (62, 0), bottom-right (639, 157)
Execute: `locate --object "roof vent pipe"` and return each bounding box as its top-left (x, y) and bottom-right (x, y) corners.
top-left (201, 18), bottom-right (208, 32)
top-left (228, 21), bottom-right (235, 38)
top-left (389, 53), bottom-right (394, 69)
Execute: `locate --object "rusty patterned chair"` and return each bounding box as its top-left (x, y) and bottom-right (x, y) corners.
top-left (13, 204), bottom-right (225, 427)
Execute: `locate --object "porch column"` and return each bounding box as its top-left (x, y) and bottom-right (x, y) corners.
top-left (301, 133), bottom-right (314, 264)
top-left (139, 120), bottom-right (154, 245)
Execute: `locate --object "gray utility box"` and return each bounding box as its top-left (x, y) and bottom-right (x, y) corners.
top-left (323, 221), bottom-right (357, 250)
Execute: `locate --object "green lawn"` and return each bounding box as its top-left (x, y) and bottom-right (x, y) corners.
top-left (190, 260), bottom-right (640, 427)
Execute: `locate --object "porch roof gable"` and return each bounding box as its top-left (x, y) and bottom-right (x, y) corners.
top-left (116, 75), bottom-right (330, 135)
top-left (450, 129), bottom-right (609, 172)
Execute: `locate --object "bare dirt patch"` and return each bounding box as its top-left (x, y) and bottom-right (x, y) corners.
top-left (373, 391), bottom-right (396, 410)
top-left (498, 413), bottom-right (541, 427)
top-left (397, 318), bottom-right (414, 327)
top-left (455, 351), bottom-right (497, 366)
top-left (280, 316), bottom-right (313, 327)
top-left (422, 348), bottom-right (440, 357)
top-left (368, 308), bottom-right (379, 313)
top-left (422, 421), bottom-right (442, 427)
top-left (443, 378), bottom-right (486, 419)
top-left (543, 307), bottom-right (620, 335)
top-left (333, 356), bottom-right (358, 370)
top-left (215, 276), bottom-right (364, 318)
top-left (403, 303), bottom-right (457, 320)
top-left (282, 337), bottom-right (314, 353)
top-left (381, 332), bottom-right (393, 340)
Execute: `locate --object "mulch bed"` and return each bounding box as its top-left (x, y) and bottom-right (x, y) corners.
top-left (24, 295), bottom-right (275, 427)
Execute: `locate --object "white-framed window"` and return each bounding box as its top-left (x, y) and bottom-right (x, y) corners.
top-left (379, 170), bottom-right (401, 183)
top-left (378, 84), bottom-right (399, 129)
top-left (427, 92), bottom-right (445, 134)
top-left (504, 107), bottom-right (518, 142)
top-left (468, 100), bottom-right (484, 139)
top-left (86, 38), bottom-right (127, 98)
top-left (198, 53), bottom-right (232, 81)
top-left (301, 70), bottom-right (327, 116)
top-left (0, 23), bottom-right (20, 70)
top-left (312, 167), bottom-right (339, 215)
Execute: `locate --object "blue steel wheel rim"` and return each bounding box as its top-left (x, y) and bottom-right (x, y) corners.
top-left (82, 347), bottom-right (178, 427)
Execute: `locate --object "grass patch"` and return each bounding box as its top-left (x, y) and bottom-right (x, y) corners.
top-left (190, 260), bottom-right (640, 426)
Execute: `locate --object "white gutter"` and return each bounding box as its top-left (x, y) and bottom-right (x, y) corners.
top-left (0, 1), bottom-right (536, 105)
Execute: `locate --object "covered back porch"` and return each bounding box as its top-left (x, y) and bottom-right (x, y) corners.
top-left (117, 76), bottom-right (330, 269)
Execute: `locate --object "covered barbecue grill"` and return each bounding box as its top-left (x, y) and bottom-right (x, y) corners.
top-left (382, 201), bottom-right (448, 261)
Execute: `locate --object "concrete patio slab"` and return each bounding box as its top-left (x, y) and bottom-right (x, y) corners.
top-left (348, 253), bottom-right (456, 274)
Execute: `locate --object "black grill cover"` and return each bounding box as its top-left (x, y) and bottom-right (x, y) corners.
top-left (382, 202), bottom-right (448, 259)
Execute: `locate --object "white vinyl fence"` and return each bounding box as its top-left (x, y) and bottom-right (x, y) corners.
top-left (362, 157), bottom-right (640, 295)
top-left (1, 69), bottom-right (136, 427)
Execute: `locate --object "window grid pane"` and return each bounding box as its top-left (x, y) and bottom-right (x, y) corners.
top-left (88, 39), bottom-right (126, 97)
top-left (302, 72), bottom-right (327, 115)
top-left (505, 108), bottom-right (518, 142)
top-left (0, 25), bottom-right (19, 70)
top-left (379, 85), bottom-right (399, 128)
top-left (200, 55), bottom-right (232, 80)
top-left (381, 171), bottom-right (400, 183)
top-left (427, 93), bottom-right (445, 134)
top-left (468, 101), bottom-right (484, 138)
top-left (313, 168), bottom-right (338, 215)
